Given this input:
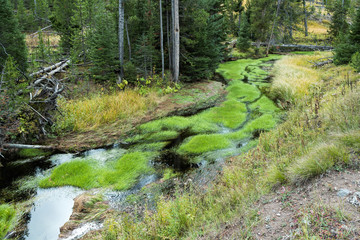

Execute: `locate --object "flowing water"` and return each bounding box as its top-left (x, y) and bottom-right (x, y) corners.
top-left (1, 56), bottom-right (282, 240)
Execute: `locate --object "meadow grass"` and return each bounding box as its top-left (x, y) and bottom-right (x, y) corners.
top-left (39, 152), bottom-right (153, 190)
top-left (270, 53), bottom-right (331, 103)
top-left (56, 89), bottom-right (158, 132)
top-left (178, 134), bottom-right (232, 155)
top-left (287, 143), bottom-right (350, 183)
top-left (100, 54), bottom-right (360, 239)
top-left (0, 204), bottom-right (16, 239)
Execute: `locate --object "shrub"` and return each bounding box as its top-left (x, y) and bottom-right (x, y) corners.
top-left (351, 51), bottom-right (360, 72)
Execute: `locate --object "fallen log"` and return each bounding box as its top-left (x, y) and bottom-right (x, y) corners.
top-left (30, 60), bottom-right (67, 78)
top-left (250, 42), bottom-right (333, 51)
top-left (3, 143), bottom-right (54, 149)
top-left (33, 60), bottom-right (70, 86)
top-left (311, 59), bottom-right (333, 68)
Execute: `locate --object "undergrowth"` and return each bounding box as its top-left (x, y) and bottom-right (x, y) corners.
top-left (0, 204), bottom-right (16, 239)
top-left (101, 52), bottom-right (360, 239)
top-left (55, 89), bottom-right (158, 132)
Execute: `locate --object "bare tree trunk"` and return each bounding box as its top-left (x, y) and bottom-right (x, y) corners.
top-left (266, 0), bottom-right (281, 56)
top-left (172, 0), bottom-right (180, 83)
top-left (118, 0), bottom-right (125, 84)
top-left (125, 19), bottom-right (131, 61)
top-left (160, 0), bottom-right (165, 79)
top-left (303, 0), bottom-right (308, 37)
top-left (167, 0), bottom-right (172, 71)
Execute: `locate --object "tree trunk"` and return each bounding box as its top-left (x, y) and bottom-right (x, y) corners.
top-left (172, 0), bottom-right (179, 83)
top-left (118, 0), bottom-right (125, 84)
top-left (160, 0), bottom-right (164, 79)
top-left (125, 19), bottom-right (131, 61)
top-left (167, 0), bottom-right (172, 71)
top-left (266, 0), bottom-right (281, 57)
top-left (303, 0), bottom-right (308, 37)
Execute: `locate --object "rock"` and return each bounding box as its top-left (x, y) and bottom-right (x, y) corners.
top-left (337, 189), bottom-right (351, 197)
top-left (348, 192), bottom-right (360, 207)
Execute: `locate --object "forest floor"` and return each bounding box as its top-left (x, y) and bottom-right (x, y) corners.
top-left (46, 80), bottom-right (226, 152)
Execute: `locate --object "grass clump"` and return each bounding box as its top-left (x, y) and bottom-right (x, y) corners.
top-left (287, 143), bottom-right (350, 183)
top-left (178, 134), bottom-right (232, 155)
top-left (199, 99), bottom-right (247, 129)
top-left (226, 80), bottom-right (261, 102)
top-left (39, 152), bottom-right (153, 190)
top-left (270, 53), bottom-right (329, 103)
top-left (250, 95), bottom-right (280, 113)
top-left (139, 116), bottom-right (190, 133)
top-left (55, 89), bottom-right (157, 132)
top-left (127, 131), bottom-right (179, 143)
top-left (0, 204), bottom-right (16, 239)
top-left (18, 149), bottom-right (51, 158)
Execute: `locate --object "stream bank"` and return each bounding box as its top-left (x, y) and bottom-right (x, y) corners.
top-left (1, 55), bottom-right (283, 239)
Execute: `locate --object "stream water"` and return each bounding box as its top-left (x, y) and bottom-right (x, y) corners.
top-left (1, 56), bottom-right (281, 240)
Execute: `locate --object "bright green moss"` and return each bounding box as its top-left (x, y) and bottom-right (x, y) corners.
top-left (225, 129), bottom-right (251, 141)
top-left (243, 114), bottom-right (277, 133)
top-left (226, 80), bottom-right (261, 102)
top-left (99, 152), bottom-right (153, 190)
top-left (39, 152), bottom-right (153, 190)
top-left (216, 59), bottom-right (254, 80)
top-left (199, 99), bottom-right (247, 129)
top-left (139, 116), bottom-right (190, 133)
top-left (0, 204), bottom-right (16, 239)
top-left (178, 134), bottom-right (232, 154)
top-left (250, 95), bottom-right (280, 113)
top-left (188, 116), bottom-right (220, 134)
top-left (19, 149), bottom-right (51, 158)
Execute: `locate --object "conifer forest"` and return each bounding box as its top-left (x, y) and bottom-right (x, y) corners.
top-left (0, 0), bottom-right (360, 239)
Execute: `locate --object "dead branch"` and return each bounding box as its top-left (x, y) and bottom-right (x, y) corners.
top-left (3, 143), bottom-right (54, 149)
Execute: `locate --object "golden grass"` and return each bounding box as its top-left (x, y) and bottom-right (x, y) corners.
top-left (308, 20), bottom-right (329, 35)
top-left (270, 52), bottom-right (332, 102)
top-left (25, 32), bottom-right (60, 48)
top-left (57, 89), bottom-right (159, 132)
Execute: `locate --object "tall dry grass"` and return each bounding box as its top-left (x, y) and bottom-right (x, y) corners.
top-left (270, 52), bottom-right (332, 103)
top-left (56, 89), bottom-right (158, 132)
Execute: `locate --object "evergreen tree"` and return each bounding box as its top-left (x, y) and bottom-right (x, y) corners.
top-left (0, 0), bottom-right (27, 72)
top-left (248, 0), bottom-right (276, 44)
top-left (333, 6), bottom-right (360, 65)
top-left (51, 0), bottom-right (75, 53)
top-left (328, 1), bottom-right (348, 39)
top-left (88, 2), bottom-right (119, 81)
top-left (180, 0), bottom-right (227, 81)
top-left (237, 12), bottom-right (251, 51)
top-left (349, 5), bottom-right (360, 46)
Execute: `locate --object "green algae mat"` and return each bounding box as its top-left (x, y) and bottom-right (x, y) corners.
top-left (40, 56), bottom-right (282, 191)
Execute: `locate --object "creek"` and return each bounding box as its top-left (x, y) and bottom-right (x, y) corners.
top-left (0, 55), bottom-right (282, 240)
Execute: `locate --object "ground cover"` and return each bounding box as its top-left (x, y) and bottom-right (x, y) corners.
top-left (93, 52), bottom-right (360, 239)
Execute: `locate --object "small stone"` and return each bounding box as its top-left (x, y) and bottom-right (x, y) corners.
top-left (276, 213), bottom-right (281, 217)
top-left (348, 192), bottom-right (360, 206)
top-left (266, 224), bottom-right (271, 229)
top-left (337, 189), bottom-right (351, 197)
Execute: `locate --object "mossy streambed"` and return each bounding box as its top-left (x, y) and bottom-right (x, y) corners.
top-left (0, 55), bottom-right (282, 239)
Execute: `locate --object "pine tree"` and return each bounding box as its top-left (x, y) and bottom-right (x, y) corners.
top-left (51, 0), bottom-right (75, 53)
top-left (0, 0), bottom-right (28, 72)
top-left (328, 1), bottom-right (348, 39)
top-left (237, 12), bottom-right (251, 51)
top-left (349, 6), bottom-right (360, 46)
top-left (88, 2), bottom-right (119, 81)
